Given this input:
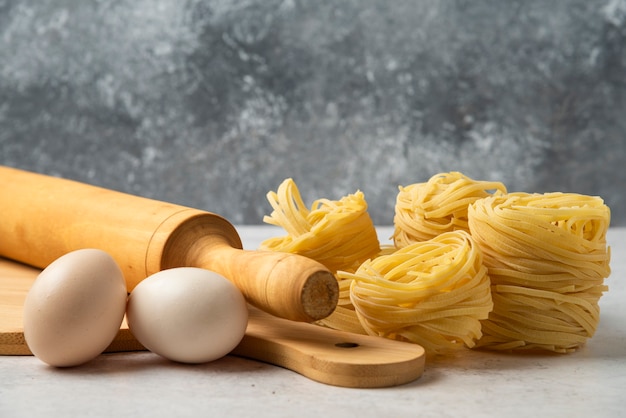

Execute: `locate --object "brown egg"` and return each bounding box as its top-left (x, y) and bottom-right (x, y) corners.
top-left (23, 249), bottom-right (127, 367)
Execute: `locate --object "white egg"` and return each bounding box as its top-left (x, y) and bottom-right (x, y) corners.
top-left (126, 267), bottom-right (248, 364)
top-left (23, 249), bottom-right (128, 367)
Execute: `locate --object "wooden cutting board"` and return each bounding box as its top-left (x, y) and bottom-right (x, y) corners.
top-left (0, 257), bottom-right (425, 388)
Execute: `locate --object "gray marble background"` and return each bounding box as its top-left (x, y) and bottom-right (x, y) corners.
top-left (1, 0), bottom-right (625, 226)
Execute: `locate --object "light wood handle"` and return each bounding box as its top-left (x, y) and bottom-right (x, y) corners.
top-left (233, 306), bottom-right (425, 388)
top-left (0, 166), bottom-right (338, 322)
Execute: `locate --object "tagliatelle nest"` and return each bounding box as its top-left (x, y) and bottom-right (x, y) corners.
top-left (259, 178), bottom-right (380, 274)
top-left (468, 192), bottom-right (611, 353)
top-left (321, 231), bottom-right (493, 354)
top-left (393, 172), bottom-right (507, 247)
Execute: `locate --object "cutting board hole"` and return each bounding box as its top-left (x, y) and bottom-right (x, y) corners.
top-left (335, 342), bottom-right (359, 348)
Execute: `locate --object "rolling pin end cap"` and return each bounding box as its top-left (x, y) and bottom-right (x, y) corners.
top-left (301, 270), bottom-right (339, 322)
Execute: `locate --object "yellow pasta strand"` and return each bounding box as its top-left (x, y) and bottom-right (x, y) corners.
top-left (468, 192), bottom-right (611, 353)
top-left (324, 231), bottom-right (493, 354)
top-left (393, 172), bottom-right (507, 246)
top-left (259, 178), bottom-right (380, 273)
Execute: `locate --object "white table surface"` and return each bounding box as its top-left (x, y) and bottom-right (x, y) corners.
top-left (1, 226), bottom-right (624, 418)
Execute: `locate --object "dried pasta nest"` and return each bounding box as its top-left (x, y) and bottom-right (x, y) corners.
top-left (259, 178), bottom-right (380, 274)
top-left (321, 230), bottom-right (493, 354)
top-left (468, 192), bottom-right (611, 353)
top-left (393, 172), bottom-right (506, 247)
top-left (260, 174), bottom-right (613, 356)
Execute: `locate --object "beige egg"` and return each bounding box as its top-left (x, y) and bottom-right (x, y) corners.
top-left (126, 267), bottom-right (248, 364)
top-left (23, 249), bottom-right (128, 367)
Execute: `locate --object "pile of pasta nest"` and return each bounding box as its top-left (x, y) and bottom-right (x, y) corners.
top-left (259, 172), bottom-right (611, 356)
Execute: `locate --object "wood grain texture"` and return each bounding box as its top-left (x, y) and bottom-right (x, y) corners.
top-left (0, 257), bottom-right (424, 388)
top-left (0, 166), bottom-right (337, 322)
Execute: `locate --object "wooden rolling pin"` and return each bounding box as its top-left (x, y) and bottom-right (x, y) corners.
top-left (0, 166), bottom-right (338, 322)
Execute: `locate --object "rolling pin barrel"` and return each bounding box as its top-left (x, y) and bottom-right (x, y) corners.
top-left (0, 166), bottom-right (338, 322)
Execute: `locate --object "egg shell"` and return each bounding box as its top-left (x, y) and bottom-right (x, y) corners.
top-left (23, 249), bottom-right (128, 367)
top-left (126, 267), bottom-right (249, 364)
